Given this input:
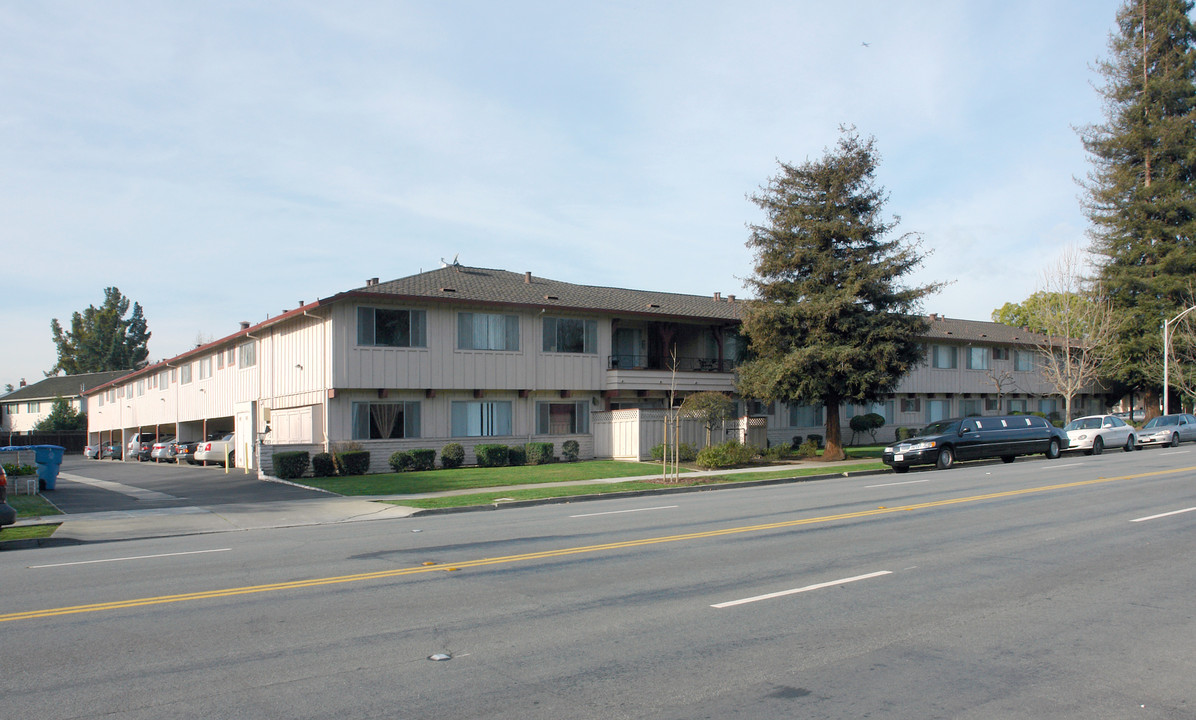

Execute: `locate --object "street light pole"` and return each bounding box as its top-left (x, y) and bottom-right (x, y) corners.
top-left (1162, 305), bottom-right (1196, 415)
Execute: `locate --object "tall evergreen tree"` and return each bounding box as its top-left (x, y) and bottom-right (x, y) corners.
top-left (49, 287), bottom-right (151, 375)
top-left (1081, 0), bottom-right (1196, 417)
top-left (737, 129), bottom-right (942, 461)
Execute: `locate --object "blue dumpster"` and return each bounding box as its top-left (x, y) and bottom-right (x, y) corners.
top-left (32, 445), bottom-right (65, 491)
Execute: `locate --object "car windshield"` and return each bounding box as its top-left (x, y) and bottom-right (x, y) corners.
top-left (919, 420), bottom-right (960, 436)
top-left (1064, 418), bottom-right (1101, 431)
top-left (1144, 415), bottom-right (1180, 428)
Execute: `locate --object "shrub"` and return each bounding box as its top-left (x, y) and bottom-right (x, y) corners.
top-left (331, 441), bottom-right (363, 475)
top-left (896, 426), bottom-right (919, 441)
top-left (649, 442), bottom-right (698, 462)
top-left (848, 412), bottom-right (886, 444)
top-left (475, 444), bottom-right (509, 468)
top-left (806, 434), bottom-right (823, 448)
top-left (312, 452), bottom-right (337, 477)
top-left (388, 451), bottom-right (414, 473)
top-left (695, 440), bottom-right (756, 469)
top-left (762, 443), bottom-right (792, 461)
top-left (3, 463), bottom-right (37, 476)
top-left (507, 445), bottom-right (527, 466)
top-left (525, 442), bottom-right (554, 465)
top-left (272, 451), bottom-right (310, 480)
top-left (561, 439), bottom-right (580, 462)
top-left (440, 443), bottom-right (465, 469)
top-left (337, 450), bottom-right (370, 476)
top-left (410, 449), bottom-right (436, 471)
top-left (795, 439), bottom-right (820, 458)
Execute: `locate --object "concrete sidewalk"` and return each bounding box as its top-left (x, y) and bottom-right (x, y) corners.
top-left (3, 459), bottom-right (882, 546)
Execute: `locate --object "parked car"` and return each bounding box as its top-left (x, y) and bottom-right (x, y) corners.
top-left (1062, 414), bottom-right (1136, 455)
top-left (150, 436), bottom-right (177, 462)
top-left (1, 465), bottom-right (16, 531)
top-left (127, 432), bottom-right (159, 462)
top-left (194, 432), bottom-right (235, 466)
top-left (101, 441), bottom-right (122, 460)
top-left (1136, 413), bottom-right (1196, 448)
top-left (83, 444), bottom-right (101, 459)
top-left (882, 415), bottom-right (1068, 472)
top-left (172, 440), bottom-right (200, 465)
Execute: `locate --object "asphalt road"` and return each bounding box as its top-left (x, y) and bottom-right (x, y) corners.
top-left (3, 446), bottom-right (1195, 719)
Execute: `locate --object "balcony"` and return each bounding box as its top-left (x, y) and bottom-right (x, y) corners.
top-left (607, 355), bottom-right (739, 373)
top-left (604, 354), bottom-right (737, 394)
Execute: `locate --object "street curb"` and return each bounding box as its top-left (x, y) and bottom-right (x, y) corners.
top-left (406, 467), bottom-right (893, 516)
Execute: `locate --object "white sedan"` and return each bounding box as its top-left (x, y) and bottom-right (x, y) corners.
top-left (194, 432), bottom-right (235, 466)
top-left (1062, 414), bottom-right (1136, 455)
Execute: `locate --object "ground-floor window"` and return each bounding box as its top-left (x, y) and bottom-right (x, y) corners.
top-left (451, 400), bottom-right (513, 437)
top-left (536, 401), bottom-right (589, 435)
top-left (847, 401), bottom-right (894, 423)
top-left (1008, 399), bottom-right (1028, 413)
top-left (352, 401), bottom-right (421, 440)
top-left (927, 399), bottom-right (951, 422)
top-left (788, 404), bottom-right (823, 427)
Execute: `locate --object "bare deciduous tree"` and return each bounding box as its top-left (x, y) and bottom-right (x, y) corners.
top-left (1031, 247), bottom-right (1120, 422)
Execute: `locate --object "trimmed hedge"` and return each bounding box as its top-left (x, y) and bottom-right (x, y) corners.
top-left (695, 440), bottom-right (756, 469)
top-left (795, 439), bottom-right (819, 458)
top-left (525, 442), bottom-right (554, 465)
top-left (440, 443), bottom-right (464, 469)
top-left (388, 451), bottom-right (414, 473)
top-left (410, 448), bottom-right (436, 471)
top-left (561, 439), bottom-right (580, 462)
top-left (336, 450), bottom-right (370, 476)
top-left (312, 452), bottom-right (337, 477)
top-left (650, 442), bottom-right (698, 462)
top-left (272, 451), bottom-right (310, 479)
top-left (507, 445), bottom-right (527, 466)
top-left (806, 434), bottom-right (824, 448)
top-left (475, 444), bottom-right (509, 468)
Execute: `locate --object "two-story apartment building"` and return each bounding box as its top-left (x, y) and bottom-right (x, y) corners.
top-left (84, 265), bottom-right (743, 473)
top-left (84, 266), bottom-right (1106, 473)
top-left (2, 370), bottom-right (128, 438)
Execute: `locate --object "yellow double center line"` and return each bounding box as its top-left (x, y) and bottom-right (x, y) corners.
top-left (3, 466), bottom-right (1188, 623)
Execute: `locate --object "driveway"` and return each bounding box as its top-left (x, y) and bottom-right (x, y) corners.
top-left (45, 455), bottom-right (328, 514)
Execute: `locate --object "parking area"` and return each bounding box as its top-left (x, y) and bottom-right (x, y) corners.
top-left (44, 455), bottom-right (327, 514)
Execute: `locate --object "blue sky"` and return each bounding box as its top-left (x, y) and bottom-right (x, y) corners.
top-left (1, 1), bottom-right (1128, 388)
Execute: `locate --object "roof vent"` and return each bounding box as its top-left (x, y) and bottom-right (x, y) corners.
top-left (544, 295), bottom-right (558, 301)
top-left (366, 278), bottom-right (379, 287)
top-left (441, 287), bottom-right (456, 293)
top-left (239, 321), bottom-right (250, 330)
top-left (647, 303), bottom-right (661, 309)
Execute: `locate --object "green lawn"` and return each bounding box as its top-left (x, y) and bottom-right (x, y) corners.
top-left (298, 460), bottom-right (677, 496)
top-left (10, 494), bottom-right (62, 519)
top-left (0, 523), bottom-right (60, 541)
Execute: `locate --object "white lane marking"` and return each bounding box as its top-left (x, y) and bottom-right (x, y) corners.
top-left (1051, 463), bottom-right (1083, 469)
top-left (1131, 507), bottom-right (1196, 523)
top-left (29, 548), bottom-right (232, 569)
top-left (570, 505), bottom-right (678, 518)
top-left (866, 478), bottom-right (930, 488)
top-left (712, 570), bottom-right (892, 608)
top-left (1157, 451), bottom-right (1190, 456)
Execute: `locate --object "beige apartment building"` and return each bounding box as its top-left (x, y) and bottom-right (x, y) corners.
top-left (83, 266), bottom-right (1105, 473)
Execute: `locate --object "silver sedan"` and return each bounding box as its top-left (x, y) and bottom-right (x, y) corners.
top-left (1137, 413), bottom-right (1196, 448)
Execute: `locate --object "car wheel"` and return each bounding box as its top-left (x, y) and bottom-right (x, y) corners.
top-left (935, 446), bottom-right (954, 470)
top-left (1171, 433), bottom-right (1180, 447)
top-left (228, 451), bottom-right (235, 468)
top-left (1124, 435), bottom-right (1135, 452)
top-left (1001, 456), bottom-right (1015, 463)
top-left (893, 465), bottom-right (909, 474)
top-left (1046, 438), bottom-right (1061, 459)
top-left (1092, 436), bottom-right (1104, 455)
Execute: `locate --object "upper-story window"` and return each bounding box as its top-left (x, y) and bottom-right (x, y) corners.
top-left (543, 317), bottom-right (597, 354)
top-left (181, 364), bottom-right (193, 384)
top-left (159, 369), bottom-right (170, 389)
top-left (136, 380), bottom-right (145, 396)
top-left (992, 347), bottom-right (1010, 361)
top-left (930, 345), bottom-right (957, 369)
top-left (239, 341), bottom-right (257, 368)
top-left (226, 348), bottom-right (235, 366)
top-left (1014, 350), bottom-right (1034, 371)
top-left (458, 313), bottom-right (519, 351)
top-left (26, 401), bottom-right (40, 413)
top-left (965, 347), bottom-right (989, 370)
top-left (357, 307), bottom-right (427, 348)
top-left (198, 357), bottom-right (213, 379)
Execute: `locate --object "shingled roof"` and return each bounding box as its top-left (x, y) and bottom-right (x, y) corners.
top-left (348, 266), bottom-right (744, 322)
top-left (921, 314), bottom-right (1055, 347)
top-left (1, 370), bottom-right (131, 402)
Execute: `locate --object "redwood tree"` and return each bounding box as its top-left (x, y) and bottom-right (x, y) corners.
top-left (737, 129), bottom-right (942, 461)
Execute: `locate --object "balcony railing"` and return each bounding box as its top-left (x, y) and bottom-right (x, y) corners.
top-left (607, 355), bottom-right (738, 373)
